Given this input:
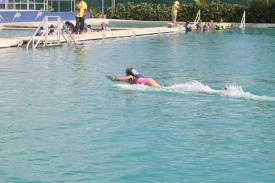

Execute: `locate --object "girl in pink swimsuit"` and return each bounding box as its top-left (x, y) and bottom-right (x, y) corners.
top-left (134, 77), bottom-right (153, 85)
top-left (111, 67), bottom-right (160, 88)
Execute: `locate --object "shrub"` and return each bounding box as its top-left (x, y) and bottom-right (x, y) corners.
top-left (247, 0), bottom-right (275, 22)
top-left (89, 7), bottom-right (102, 18)
top-left (106, 1), bottom-right (274, 23)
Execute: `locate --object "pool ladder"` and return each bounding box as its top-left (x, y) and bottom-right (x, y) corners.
top-left (240, 11), bottom-right (246, 29)
top-left (194, 10), bottom-right (201, 25)
top-left (189, 10), bottom-right (201, 27)
top-left (27, 16), bottom-right (76, 49)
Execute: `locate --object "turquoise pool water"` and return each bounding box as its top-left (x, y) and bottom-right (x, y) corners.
top-left (0, 28), bottom-right (275, 182)
top-left (0, 29), bottom-right (34, 38)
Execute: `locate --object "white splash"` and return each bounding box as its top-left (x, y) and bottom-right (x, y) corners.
top-left (219, 84), bottom-right (275, 101)
top-left (0, 14), bottom-right (4, 22)
top-left (114, 81), bottom-right (275, 101)
top-left (13, 12), bottom-right (21, 21)
top-left (115, 83), bottom-right (156, 91)
top-left (164, 80), bottom-right (215, 94)
top-left (35, 11), bottom-right (43, 20)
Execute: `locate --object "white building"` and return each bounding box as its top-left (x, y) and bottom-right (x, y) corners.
top-left (0, 0), bottom-right (75, 12)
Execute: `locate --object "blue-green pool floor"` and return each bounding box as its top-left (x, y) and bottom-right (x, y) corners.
top-left (0, 28), bottom-right (275, 182)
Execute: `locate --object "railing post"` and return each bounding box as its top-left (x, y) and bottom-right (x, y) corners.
top-left (240, 11), bottom-right (246, 29)
top-left (27, 16), bottom-right (77, 49)
top-left (45, 17), bottom-right (48, 45)
top-left (58, 16), bottom-right (61, 44)
top-left (102, 0), bottom-right (104, 17)
top-left (194, 10), bottom-right (200, 24)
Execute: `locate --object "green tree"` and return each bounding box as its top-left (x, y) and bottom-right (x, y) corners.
top-left (194, 0), bottom-right (207, 7)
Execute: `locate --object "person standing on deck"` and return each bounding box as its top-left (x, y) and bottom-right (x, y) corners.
top-left (171, 1), bottom-right (180, 26)
top-left (75, 0), bottom-right (88, 34)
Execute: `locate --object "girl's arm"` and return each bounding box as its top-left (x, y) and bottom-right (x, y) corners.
top-left (114, 75), bottom-right (133, 82)
top-left (106, 75), bottom-right (134, 82)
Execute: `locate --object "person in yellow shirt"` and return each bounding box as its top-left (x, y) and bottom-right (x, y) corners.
top-left (171, 1), bottom-right (180, 25)
top-left (75, 0), bottom-right (88, 33)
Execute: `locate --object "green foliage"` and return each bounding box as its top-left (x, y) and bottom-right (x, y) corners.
top-left (86, 0), bottom-right (249, 11)
top-left (106, 2), bottom-right (245, 22)
top-left (194, 0), bottom-right (208, 8)
top-left (106, 1), bottom-right (275, 23)
top-left (107, 3), bottom-right (171, 21)
top-left (247, 0), bottom-right (275, 22)
top-left (248, 0), bottom-right (268, 8)
top-left (89, 7), bottom-right (102, 18)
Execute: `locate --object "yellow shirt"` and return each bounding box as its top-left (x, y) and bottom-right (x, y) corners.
top-left (172, 4), bottom-right (179, 13)
top-left (76, 1), bottom-right (87, 18)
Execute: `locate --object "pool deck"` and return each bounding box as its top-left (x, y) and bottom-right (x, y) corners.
top-left (0, 26), bottom-right (184, 48)
top-left (0, 18), bottom-right (108, 29)
top-left (0, 18), bottom-right (240, 49)
top-left (0, 36), bottom-right (30, 48)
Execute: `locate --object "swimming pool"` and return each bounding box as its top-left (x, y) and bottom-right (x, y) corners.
top-left (0, 29), bottom-right (34, 38)
top-left (0, 28), bottom-right (275, 182)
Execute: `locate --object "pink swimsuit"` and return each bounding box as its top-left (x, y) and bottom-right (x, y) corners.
top-left (133, 77), bottom-right (152, 85)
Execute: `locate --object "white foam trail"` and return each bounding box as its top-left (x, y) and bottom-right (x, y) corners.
top-left (115, 83), bottom-right (157, 91)
top-left (114, 81), bottom-right (275, 101)
top-left (164, 80), bottom-right (216, 94)
top-left (219, 84), bottom-right (275, 101)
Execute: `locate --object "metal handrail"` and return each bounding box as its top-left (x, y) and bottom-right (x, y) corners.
top-left (27, 16), bottom-right (76, 49)
top-left (240, 11), bottom-right (246, 29)
top-left (26, 17), bottom-right (46, 49)
top-left (194, 10), bottom-right (201, 25)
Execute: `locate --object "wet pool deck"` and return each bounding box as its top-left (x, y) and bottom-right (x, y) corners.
top-left (0, 18), bottom-right (244, 49)
top-left (0, 18), bottom-right (107, 29)
top-left (0, 26), bottom-right (184, 48)
top-left (0, 37), bottom-right (27, 48)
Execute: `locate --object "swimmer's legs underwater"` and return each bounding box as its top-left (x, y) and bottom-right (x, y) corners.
top-left (148, 79), bottom-right (161, 88)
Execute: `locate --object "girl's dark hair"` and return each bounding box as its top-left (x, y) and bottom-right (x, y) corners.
top-left (125, 68), bottom-right (133, 76)
top-left (125, 67), bottom-right (143, 78)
